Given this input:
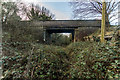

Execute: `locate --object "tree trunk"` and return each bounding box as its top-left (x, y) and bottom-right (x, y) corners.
top-left (105, 13), bottom-right (110, 31)
top-left (101, 0), bottom-right (106, 43)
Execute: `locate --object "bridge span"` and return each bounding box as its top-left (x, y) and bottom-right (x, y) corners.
top-left (7, 20), bottom-right (101, 43)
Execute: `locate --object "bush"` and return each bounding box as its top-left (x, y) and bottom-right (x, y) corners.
top-left (67, 42), bottom-right (120, 79)
top-left (51, 33), bottom-right (71, 46)
top-left (29, 44), bottom-right (69, 80)
top-left (2, 41), bottom-right (120, 79)
top-left (2, 43), bottom-right (70, 80)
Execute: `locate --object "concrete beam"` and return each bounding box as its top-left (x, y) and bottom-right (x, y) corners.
top-left (7, 20), bottom-right (101, 28)
top-left (32, 20), bottom-right (101, 28)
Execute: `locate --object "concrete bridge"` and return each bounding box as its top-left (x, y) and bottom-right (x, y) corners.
top-left (36, 20), bottom-right (101, 43)
top-left (7, 20), bottom-right (101, 43)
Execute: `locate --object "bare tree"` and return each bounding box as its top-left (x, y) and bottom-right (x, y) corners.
top-left (70, 0), bottom-right (120, 27)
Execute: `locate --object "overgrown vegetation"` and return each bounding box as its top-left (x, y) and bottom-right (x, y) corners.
top-left (67, 42), bottom-right (120, 79)
top-left (2, 39), bottom-right (120, 79)
top-left (1, 1), bottom-right (120, 80)
top-left (51, 33), bottom-right (72, 46)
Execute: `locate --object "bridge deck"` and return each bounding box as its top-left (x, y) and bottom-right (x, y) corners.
top-left (32, 20), bottom-right (101, 28)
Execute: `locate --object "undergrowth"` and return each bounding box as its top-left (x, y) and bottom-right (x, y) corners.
top-left (2, 41), bottom-right (120, 80)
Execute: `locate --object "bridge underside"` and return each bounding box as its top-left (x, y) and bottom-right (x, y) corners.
top-left (44, 28), bottom-right (76, 43)
top-left (46, 29), bottom-right (75, 33)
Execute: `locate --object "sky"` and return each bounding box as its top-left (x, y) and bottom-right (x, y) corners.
top-left (2, 0), bottom-right (73, 20)
top-left (19, 0), bottom-right (119, 25)
top-left (40, 2), bottom-right (73, 20)
top-left (18, 0), bottom-right (73, 20)
top-left (3, 0), bottom-right (119, 24)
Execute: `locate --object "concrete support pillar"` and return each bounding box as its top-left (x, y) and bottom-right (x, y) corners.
top-left (72, 32), bottom-right (74, 42)
top-left (45, 31), bottom-right (51, 44)
top-left (43, 30), bottom-right (46, 42)
top-left (74, 29), bottom-right (78, 42)
top-left (48, 33), bottom-right (52, 44)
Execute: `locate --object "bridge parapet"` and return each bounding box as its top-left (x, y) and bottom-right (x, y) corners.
top-left (32, 20), bottom-right (101, 28)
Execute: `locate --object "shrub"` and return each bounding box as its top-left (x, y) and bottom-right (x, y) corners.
top-left (2, 43), bottom-right (70, 80)
top-left (67, 42), bottom-right (120, 79)
top-left (2, 41), bottom-right (120, 79)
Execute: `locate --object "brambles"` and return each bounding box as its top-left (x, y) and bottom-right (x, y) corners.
top-left (2, 41), bottom-right (120, 80)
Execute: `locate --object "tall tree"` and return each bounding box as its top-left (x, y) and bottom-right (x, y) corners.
top-left (19, 3), bottom-right (55, 21)
top-left (70, 0), bottom-right (120, 27)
